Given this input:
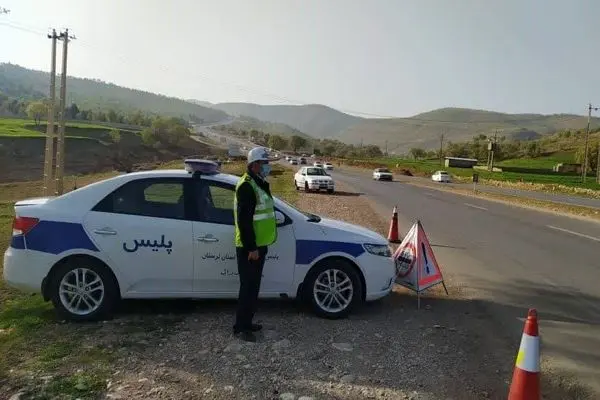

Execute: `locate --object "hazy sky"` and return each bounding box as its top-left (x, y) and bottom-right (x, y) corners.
top-left (1, 0), bottom-right (599, 117)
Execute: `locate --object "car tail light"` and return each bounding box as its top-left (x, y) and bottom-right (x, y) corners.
top-left (13, 216), bottom-right (39, 236)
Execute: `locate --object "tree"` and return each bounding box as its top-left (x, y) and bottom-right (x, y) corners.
top-left (141, 117), bottom-right (191, 147)
top-left (290, 135), bottom-right (307, 152)
top-left (26, 101), bottom-right (47, 126)
top-left (409, 147), bottom-right (426, 160)
top-left (107, 109), bottom-right (119, 123)
top-left (108, 128), bottom-right (121, 143)
top-left (525, 142), bottom-right (541, 158)
top-left (66, 103), bottom-right (79, 120)
top-left (268, 134), bottom-right (287, 150)
top-left (575, 139), bottom-right (599, 172)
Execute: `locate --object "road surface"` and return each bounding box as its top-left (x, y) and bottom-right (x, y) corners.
top-left (388, 172), bottom-right (600, 209)
top-left (329, 167), bottom-right (600, 395)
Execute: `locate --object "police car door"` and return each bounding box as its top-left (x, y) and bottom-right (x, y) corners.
top-left (84, 178), bottom-right (194, 293)
top-left (190, 179), bottom-right (295, 295)
top-left (191, 180), bottom-right (239, 293)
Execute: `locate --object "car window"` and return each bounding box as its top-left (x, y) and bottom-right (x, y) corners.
top-left (93, 178), bottom-right (186, 220)
top-left (306, 168), bottom-right (326, 176)
top-left (194, 181), bottom-right (235, 225)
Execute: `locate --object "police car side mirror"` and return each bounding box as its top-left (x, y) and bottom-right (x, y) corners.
top-left (275, 210), bottom-right (286, 225)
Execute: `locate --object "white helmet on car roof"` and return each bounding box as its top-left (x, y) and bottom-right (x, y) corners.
top-left (247, 147), bottom-right (270, 165)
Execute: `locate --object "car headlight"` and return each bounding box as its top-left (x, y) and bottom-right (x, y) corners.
top-left (363, 243), bottom-right (392, 257)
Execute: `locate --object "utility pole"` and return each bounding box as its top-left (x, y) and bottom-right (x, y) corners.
top-left (54, 29), bottom-right (75, 195)
top-left (582, 103), bottom-right (598, 183)
top-left (487, 131), bottom-right (498, 171)
top-left (384, 140), bottom-right (388, 156)
top-left (596, 140), bottom-right (600, 184)
top-left (43, 29), bottom-right (59, 195)
top-left (439, 132), bottom-right (445, 166)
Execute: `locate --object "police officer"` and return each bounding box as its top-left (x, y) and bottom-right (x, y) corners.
top-left (233, 147), bottom-right (277, 342)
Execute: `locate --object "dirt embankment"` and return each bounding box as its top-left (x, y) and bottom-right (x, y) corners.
top-left (0, 136), bottom-right (218, 183)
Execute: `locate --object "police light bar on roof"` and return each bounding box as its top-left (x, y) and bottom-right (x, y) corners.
top-left (184, 159), bottom-right (220, 175)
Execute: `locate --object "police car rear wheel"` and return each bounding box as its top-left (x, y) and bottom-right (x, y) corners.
top-left (305, 259), bottom-right (362, 319)
top-left (49, 258), bottom-right (119, 322)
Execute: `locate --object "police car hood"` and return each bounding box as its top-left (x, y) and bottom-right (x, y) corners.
top-left (309, 217), bottom-right (387, 244)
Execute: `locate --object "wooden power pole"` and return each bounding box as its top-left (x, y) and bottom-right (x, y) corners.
top-left (54, 29), bottom-right (75, 195)
top-left (439, 132), bottom-right (445, 166)
top-left (43, 29), bottom-right (59, 195)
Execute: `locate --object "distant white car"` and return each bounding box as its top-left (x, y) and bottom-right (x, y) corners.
top-left (313, 161), bottom-right (324, 168)
top-left (324, 162), bottom-right (333, 170)
top-left (289, 158), bottom-right (298, 165)
top-left (432, 170), bottom-right (451, 183)
top-left (373, 168), bottom-right (393, 181)
top-left (295, 166), bottom-right (335, 193)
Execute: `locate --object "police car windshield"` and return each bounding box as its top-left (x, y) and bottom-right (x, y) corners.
top-left (279, 199), bottom-right (321, 222)
top-left (306, 168), bottom-right (326, 176)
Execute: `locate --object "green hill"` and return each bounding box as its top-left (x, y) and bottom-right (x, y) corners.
top-left (215, 115), bottom-right (311, 139)
top-left (337, 108), bottom-right (600, 154)
top-left (212, 102), bottom-right (600, 154)
top-left (212, 103), bottom-right (363, 138)
top-left (0, 63), bottom-right (228, 123)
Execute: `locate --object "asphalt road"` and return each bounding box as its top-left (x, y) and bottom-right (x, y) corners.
top-left (392, 173), bottom-right (600, 209)
top-left (329, 167), bottom-right (600, 395)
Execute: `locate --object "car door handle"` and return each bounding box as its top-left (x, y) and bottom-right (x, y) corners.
top-left (93, 228), bottom-right (117, 235)
top-left (197, 235), bottom-right (219, 242)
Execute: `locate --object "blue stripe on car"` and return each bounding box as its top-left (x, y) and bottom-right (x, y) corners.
top-left (11, 235), bottom-right (26, 249)
top-left (295, 240), bottom-right (365, 264)
top-left (20, 221), bottom-right (99, 254)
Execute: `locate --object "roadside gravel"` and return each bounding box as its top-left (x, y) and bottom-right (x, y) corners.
top-left (4, 181), bottom-right (580, 400)
top-left (94, 182), bottom-right (517, 400)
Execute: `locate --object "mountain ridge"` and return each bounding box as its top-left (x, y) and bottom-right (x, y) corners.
top-left (0, 63), bottom-right (228, 123)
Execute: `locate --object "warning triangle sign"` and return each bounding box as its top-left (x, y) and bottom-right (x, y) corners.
top-left (415, 221), bottom-right (444, 291)
top-left (393, 220), bottom-right (446, 294)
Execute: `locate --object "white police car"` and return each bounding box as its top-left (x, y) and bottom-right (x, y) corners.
top-left (3, 160), bottom-right (395, 322)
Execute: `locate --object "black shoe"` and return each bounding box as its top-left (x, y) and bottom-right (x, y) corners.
top-left (235, 331), bottom-right (257, 342)
top-left (250, 323), bottom-right (263, 332)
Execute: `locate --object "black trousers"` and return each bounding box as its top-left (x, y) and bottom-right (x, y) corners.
top-left (234, 246), bottom-right (267, 332)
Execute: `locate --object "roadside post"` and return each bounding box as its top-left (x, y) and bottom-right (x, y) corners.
top-left (472, 173), bottom-right (479, 195)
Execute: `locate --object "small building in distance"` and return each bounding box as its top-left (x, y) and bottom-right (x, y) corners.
top-left (444, 157), bottom-right (478, 168)
top-left (553, 163), bottom-right (582, 174)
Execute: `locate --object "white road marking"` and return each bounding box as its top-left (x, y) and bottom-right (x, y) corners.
top-left (546, 225), bottom-right (600, 243)
top-left (464, 203), bottom-right (488, 211)
top-left (424, 192), bottom-right (436, 197)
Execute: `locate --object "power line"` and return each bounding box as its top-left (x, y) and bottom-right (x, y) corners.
top-left (582, 103), bottom-right (599, 183)
top-left (0, 17), bottom-right (595, 126)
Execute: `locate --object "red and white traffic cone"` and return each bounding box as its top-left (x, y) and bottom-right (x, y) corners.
top-left (387, 206), bottom-right (401, 243)
top-left (508, 308), bottom-right (541, 400)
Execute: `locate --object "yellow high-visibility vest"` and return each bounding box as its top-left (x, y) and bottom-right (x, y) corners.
top-left (234, 173), bottom-right (277, 248)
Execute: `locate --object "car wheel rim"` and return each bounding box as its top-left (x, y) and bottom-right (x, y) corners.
top-left (313, 269), bottom-right (353, 313)
top-left (59, 268), bottom-right (105, 315)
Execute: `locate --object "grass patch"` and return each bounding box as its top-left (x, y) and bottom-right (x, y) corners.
top-left (0, 159), bottom-right (299, 398)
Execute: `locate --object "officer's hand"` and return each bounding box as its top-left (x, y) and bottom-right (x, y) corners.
top-left (248, 250), bottom-right (260, 261)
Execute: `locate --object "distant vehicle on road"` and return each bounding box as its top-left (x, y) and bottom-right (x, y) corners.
top-left (295, 166), bottom-right (335, 193)
top-left (313, 161), bottom-right (324, 168)
top-left (324, 162), bottom-right (333, 170)
top-left (299, 157), bottom-right (307, 165)
top-left (432, 170), bottom-right (451, 183)
top-left (3, 159), bottom-right (394, 321)
top-left (289, 158), bottom-right (298, 165)
top-left (373, 168), bottom-right (393, 181)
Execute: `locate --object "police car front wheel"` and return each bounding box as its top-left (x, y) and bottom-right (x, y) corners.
top-left (304, 259), bottom-right (362, 319)
top-left (49, 257), bottom-right (119, 322)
